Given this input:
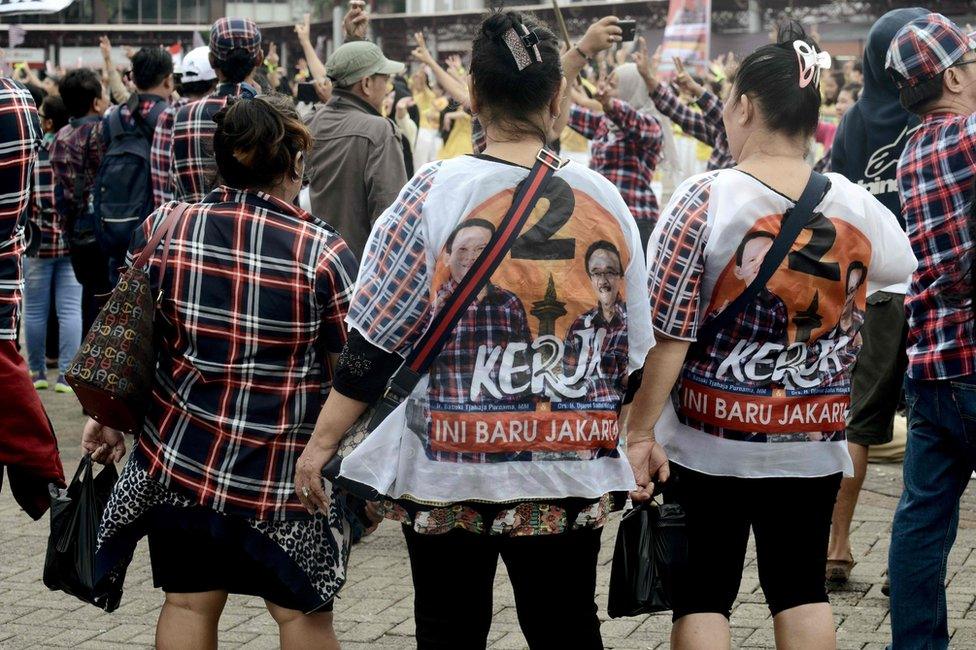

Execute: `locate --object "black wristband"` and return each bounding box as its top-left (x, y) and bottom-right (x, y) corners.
top-left (333, 330), bottom-right (403, 404)
top-left (622, 367), bottom-right (644, 406)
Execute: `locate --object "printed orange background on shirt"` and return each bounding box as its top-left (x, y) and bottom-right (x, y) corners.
top-left (429, 183), bottom-right (631, 341)
top-left (706, 213), bottom-right (872, 344)
top-left (420, 178), bottom-right (633, 457)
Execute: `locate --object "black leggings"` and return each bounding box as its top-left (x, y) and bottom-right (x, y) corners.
top-left (403, 526), bottom-right (603, 650)
top-left (668, 464), bottom-right (842, 620)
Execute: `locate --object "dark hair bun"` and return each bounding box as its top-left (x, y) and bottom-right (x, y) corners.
top-left (480, 11), bottom-right (516, 40)
top-left (729, 18), bottom-right (823, 140)
top-left (470, 10), bottom-right (561, 144)
top-left (213, 94), bottom-right (311, 190)
top-left (776, 19), bottom-right (815, 48)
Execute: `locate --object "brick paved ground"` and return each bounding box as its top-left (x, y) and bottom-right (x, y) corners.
top-left (3, 389), bottom-right (976, 649)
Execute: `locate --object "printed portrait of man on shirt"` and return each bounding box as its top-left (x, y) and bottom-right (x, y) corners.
top-left (836, 261), bottom-right (867, 339)
top-left (684, 229), bottom-right (788, 388)
top-left (563, 240), bottom-right (629, 407)
top-left (427, 217), bottom-right (533, 406)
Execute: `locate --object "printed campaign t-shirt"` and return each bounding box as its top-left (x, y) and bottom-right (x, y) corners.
top-left (648, 168), bottom-right (916, 478)
top-left (339, 154), bottom-right (654, 504)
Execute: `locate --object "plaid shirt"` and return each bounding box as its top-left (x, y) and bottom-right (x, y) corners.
top-left (424, 280), bottom-right (533, 464)
top-left (563, 300), bottom-right (629, 404)
top-left (685, 289), bottom-right (789, 388)
top-left (348, 163), bottom-right (441, 353)
top-left (0, 78), bottom-right (39, 340)
top-left (150, 97), bottom-right (189, 208)
top-left (897, 111), bottom-right (976, 380)
top-left (471, 116), bottom-right (486, 154)
top-left (814, 146), bottom-right (832, 173)
top-left (49, 115), bottom-right (102, 227)
top-left (170, 83), bottom-right (258, 203)
top-left (429, 278), bottom-right (532, 405)
top-left (28, 136), bottom-right (69, 259)
top-left (569, 99), bottom-right (663, 226)
top-left (650, 84), bottom-right (734, 171)
top-left (129, 187), bottom-right (358, 521)
top-left (648, 173), bottom-right (715, 339)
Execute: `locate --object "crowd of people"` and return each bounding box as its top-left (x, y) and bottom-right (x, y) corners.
top-left (0, 3), bottom-right (973, 649)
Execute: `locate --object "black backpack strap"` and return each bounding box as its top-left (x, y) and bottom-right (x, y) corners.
top-left (697, 171), bottom-right (831, 342)
top-left (115, 94), bottom-right (167, 141)
top-left (102, 104), bottom-right (127, 143)
top-left (141, 98), bottom-right (168, 133)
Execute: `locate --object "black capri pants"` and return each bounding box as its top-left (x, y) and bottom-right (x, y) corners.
top-left (667, 464), bottom-right (842, 620)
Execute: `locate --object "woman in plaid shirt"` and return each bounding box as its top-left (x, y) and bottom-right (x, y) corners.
top-left (83, 95), bottom-right (359, 649)
top-left (568, 62), bottom-right (664, 247)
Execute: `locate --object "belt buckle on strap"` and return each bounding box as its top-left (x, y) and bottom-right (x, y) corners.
top-left (536, 148), bottom-right (566, 171)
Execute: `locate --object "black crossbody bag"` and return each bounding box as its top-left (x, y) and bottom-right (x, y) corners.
top-left (696, 171), bottom-right (830, 340)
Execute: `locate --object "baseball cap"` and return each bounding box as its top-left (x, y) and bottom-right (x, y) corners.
top-left (180, 46), bottom-right (217, 83)
top-left (326, 41), bottom-right (404, 87)
top-left (885, 12), bottom-right (976, 88)
top-left (209, 17), bottom-right (262, 63)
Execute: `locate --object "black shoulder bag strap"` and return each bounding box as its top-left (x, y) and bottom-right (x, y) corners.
top-left (697, 171), bottom-right (831, 342)
top-left (322, 149), bottom-right (565, 483)
top-left (113, 95), bottom-right (166, 142)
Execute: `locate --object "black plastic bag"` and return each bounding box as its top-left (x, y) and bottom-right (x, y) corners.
top-left (607, 499), bottom-right (687, 617)
top-left (43, 455), bottom-right (123, 611)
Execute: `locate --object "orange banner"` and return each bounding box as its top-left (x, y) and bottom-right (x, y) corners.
top-left (429, 410), bottom-right (619, 453)
top-left (678, 380), bottom-right (849, 434)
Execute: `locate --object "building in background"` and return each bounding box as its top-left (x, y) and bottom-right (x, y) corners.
top-left (0, 0), bottom-right (973, 71)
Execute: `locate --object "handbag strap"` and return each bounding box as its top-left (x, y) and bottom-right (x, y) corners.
top-left (697, 171), bottom-right (830, 342)
top-left (131, 202), bottom-right (190, 292)
top-left (384, 149), bottom-right (564, 402)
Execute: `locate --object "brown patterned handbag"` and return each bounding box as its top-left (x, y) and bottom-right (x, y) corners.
top-left (65, 203), bottom-right (190, 434)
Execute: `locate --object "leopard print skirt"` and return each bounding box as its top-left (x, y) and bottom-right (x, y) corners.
top-left (95, 451), bottom-right (351, 613)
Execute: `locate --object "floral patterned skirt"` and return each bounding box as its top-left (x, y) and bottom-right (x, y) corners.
top-left (379, 492), bottom-right (624, 536)
top-left (94, 451), bottom-right (352, 614)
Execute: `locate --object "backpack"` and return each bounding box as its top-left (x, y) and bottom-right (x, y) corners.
top-left (92, 94), bottom-right (167, 260)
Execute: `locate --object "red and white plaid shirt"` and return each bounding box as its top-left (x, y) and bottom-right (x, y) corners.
top-left (563, 300), bottom-right (630, 404)
top-left (28, 136), bottom-right (69, 259)
top-left (650, 84), bottom-right (734, 171)
top-left (897, 111), bottom-right (976, 380)
top-left (0, 78), bottom-right (39, 340)
top-left (569, 99), bottom-right (663, 227)
top-left (169, 83), bottom-right (258, 203)
top-left (129, 186), bottom-right (359, 521)
top-left (149, 96), bottom-right (189, 208)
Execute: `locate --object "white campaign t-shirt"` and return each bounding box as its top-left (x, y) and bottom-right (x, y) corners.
top-left (339, 155), bottom-right (655, 504)
top-left (647, 169), bottom-right (917, 478)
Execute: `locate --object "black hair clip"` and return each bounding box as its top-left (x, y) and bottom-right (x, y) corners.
top-left (502, 24), bottom-right (543, 71)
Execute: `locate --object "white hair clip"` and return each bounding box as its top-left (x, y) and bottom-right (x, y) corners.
top-left (793, 40), bottom-right (832, 89)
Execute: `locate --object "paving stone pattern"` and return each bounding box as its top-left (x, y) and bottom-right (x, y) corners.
top-left (3, 391), bottom-right (976, 648)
